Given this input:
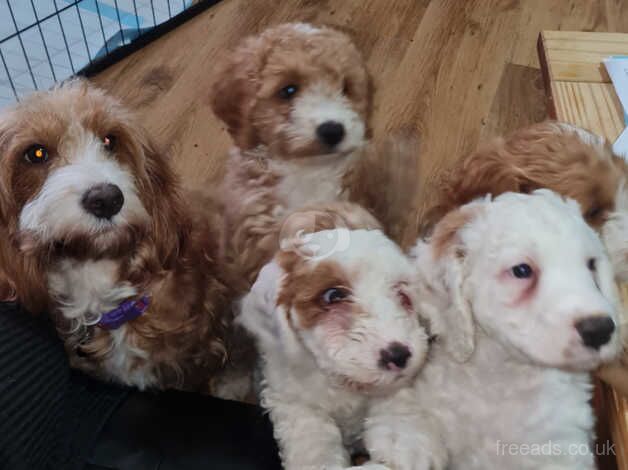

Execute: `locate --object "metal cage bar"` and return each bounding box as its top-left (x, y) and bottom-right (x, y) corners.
top-left (52, 0), bottom-right (77, 74)
top-left (0, 0), bottom-right (217, 106)
top-left (112, 0), bottom-right (125, 45)
top-left (94, 0), bottom-right (110, 56)
top-left (29, 0), bottom-right (58, 82)
top-left (74, 2), bottom-right (94, 65)
top-left (6, 0), bottom-right (38, 89)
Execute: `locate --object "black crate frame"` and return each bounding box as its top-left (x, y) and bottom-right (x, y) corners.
top-left (0, 0), bottom-right (220, 102)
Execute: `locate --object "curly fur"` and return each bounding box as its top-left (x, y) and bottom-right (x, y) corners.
top-left (422, 121), bottom-right (626, 235)
top-left (0, 80), bottom-right (234, 391)
top-left (211, 23), bottom-right (421, 286)
top-left (369, 190), bottom-right (622, 469)
top-left (238, 204), bottom-right (428, 469)
top-left (211, 23), bottom-right (371, 153)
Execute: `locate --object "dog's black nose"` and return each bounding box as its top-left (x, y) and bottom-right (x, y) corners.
top-left (316, 121), bottom-right (345, 147)
top-left (81, 183), bottom-right (124, 219)
top-left (575, 316), bottom-right (615, 350)
top-left (379, 342), bottom-right (412, 370)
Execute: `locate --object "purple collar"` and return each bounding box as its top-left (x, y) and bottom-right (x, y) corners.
top-left (97, 296), bottom-right (150, 330)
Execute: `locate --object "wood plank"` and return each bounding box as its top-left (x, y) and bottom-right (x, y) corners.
top-left (544, 30), bottom-right (628, 43)
top-left (478, 63), bottom-right (546, 141)
top-left (541, 30), bottom-right (628, 82)
top-left (551, 81), bottom-right (624, 138)
top-left (548, 62), bottom-right (609, 83)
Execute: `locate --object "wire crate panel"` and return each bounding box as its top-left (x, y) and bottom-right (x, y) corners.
top-left (0, 0), bottom-right (195, 108)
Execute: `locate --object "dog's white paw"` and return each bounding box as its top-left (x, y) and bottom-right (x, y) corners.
top-left (367, 428), bottom-right (447, 470)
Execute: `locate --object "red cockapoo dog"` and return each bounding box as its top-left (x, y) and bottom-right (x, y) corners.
top-left (211, 22), bottom-right (419, 284)
top-left (0, 80), bottom-right (234, 391)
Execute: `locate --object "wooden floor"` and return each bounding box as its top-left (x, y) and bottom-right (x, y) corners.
top-left (92, 0), bottom-right (628, 228)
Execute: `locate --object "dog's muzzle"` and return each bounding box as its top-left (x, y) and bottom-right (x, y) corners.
top-left (82, 183), bottom-right (124, 219)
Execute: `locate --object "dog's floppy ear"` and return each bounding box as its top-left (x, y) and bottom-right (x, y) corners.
top-left (415, 204), bottom-right (482, 362)
top-left (0, 233), bottom-right (49, 313)
top-left (135, 133), bottom-right (191, 271)
top-left (237, 261), bottom-right (282, 346)
top-left (0, 118), bottom-right (46, 310)
top-left (237, 260), bottom-right (302, 356)
top-left (0, 114), bottom-right (14, 223)
top-left (210, 37), bottom-right (265, 149)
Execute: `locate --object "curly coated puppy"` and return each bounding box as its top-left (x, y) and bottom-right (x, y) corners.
top-left (212, 22), bottom-right (370, 163)
top-left (423, 121), bottom-right (628, 280)
top-left (238, 205), bottom-right (429, 470)
top-left (211, 23), bottom-right (421, 286)
top-left (0, 80), bottom-right (234, 391)
top-left (367, 190), bottom-right (622, 469)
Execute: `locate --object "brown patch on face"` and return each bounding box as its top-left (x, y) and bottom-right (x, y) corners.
top-left (210, 23), bottom-right (370, 154)
top-left (422, 121), bottom-right (623, 234)
top-left (279, 201), bottom-right (380, 245)
top-left (0, 109), bottom-right (63, 215)
top-left (276, 252), bottom-right (353, 329)
top-left (431, 206), bottom-right (479, 259)
top-left (0, 79), bottom-right (187, 312)
top-left (0, 80), bottom-right (146, 223)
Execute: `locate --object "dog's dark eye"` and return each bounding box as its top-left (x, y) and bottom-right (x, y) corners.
top-left (585, 206), bottom-right (602, 221)
top-left (278, 84), bottom-right (298, 100)
top-left (587, 258), bottom-right (597, 272)
top-left (511, 263), bottom-right (533, 279)
top-left (24, 144), bottom-right (48, 164)
top-left (103, 134), bottom-right (117, 151)
top-left (321, 287), bottom-right (349, 305)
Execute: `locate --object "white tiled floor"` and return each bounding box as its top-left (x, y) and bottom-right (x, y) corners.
top-left (0, 0), bottom-right (191, 108)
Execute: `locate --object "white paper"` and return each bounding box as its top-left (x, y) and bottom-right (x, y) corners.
top-left (604, 56), bottom-right (628, 159)
top-left (613, 126), bottom-right (628, 159)
top-left (605, 56), bottom-right (628, 117)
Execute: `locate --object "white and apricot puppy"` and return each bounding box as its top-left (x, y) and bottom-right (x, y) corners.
top-left (238, 228), bottom-right (429, 470)
top-left (367, 189), bottom-right (622, 470)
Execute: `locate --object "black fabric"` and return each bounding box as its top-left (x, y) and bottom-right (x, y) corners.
top-left (0, 302), bottom-right (129, 470)
top-left (0, 301), bottom-right (281, 470)
top-left (88, 390), bottom-right (282, 470)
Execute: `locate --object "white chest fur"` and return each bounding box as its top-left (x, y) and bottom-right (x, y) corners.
top-left (261, 349), bottom-right (369, 466)
top-left (48, 259), bottom-right (156, 388)
top-left (414, 340), bottom-right (595, 469)
top-left (48, 258), bottom-right (136, 325)
top-left (269, 152), bottom-right (355, 212)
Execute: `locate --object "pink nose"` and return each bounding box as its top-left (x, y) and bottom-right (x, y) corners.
top-left (379, 342), bottom-right (411, 370)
